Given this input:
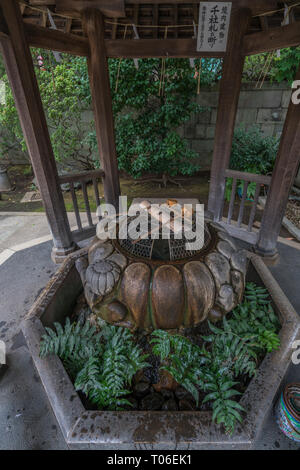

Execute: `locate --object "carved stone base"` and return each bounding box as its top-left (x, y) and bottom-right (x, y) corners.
top-left (51, 243), bottom-right (78, 264)
top-left (254, 246), bottom-right (279, 266)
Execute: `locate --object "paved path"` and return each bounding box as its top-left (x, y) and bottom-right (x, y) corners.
top-left (0, 212), bottom-right (299, 449)
top-left (0, 211), bottom-right (98, 266)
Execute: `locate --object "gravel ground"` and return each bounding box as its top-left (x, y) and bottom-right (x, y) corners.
top-left (286, 199), bottom-right (300, 230)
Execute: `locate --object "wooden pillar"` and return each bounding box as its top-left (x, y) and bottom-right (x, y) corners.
top-left (207, 8), bottom-right (251, 220)
top-left (0, 1), bottom-right (76, 263)
top-left (256, 66), bottom-right (300, 257)
top-left (82, 9), bottom-right (121, 210)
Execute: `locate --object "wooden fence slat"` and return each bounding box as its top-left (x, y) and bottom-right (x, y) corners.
top-left (58, 169), bottom-right (104, 185)
top-left (237, 181), bottom-right (249, 227)
top-left (224, 169), bottom-right (271, 186)
top-left (247, 183), bottom-right (261, 232)
top-left (92, 178), bottom-right (101, 221)
top-left (227, 177), bottom-right (237, 225)
top-left (69, 181), bottom-right (82, 231)
top-left (81, 181), bottom-right (93, 227)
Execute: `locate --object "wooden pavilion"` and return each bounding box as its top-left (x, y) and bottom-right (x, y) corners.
top-left (0, 0), bottom-right (299, 262)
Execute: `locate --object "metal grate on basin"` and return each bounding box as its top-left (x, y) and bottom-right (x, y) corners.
top-left (118, 214), bottom-right (211, 262)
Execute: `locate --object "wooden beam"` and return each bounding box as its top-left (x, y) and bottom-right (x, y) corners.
top-left (82, 9), bottom-right (120, 209)
top-left (208, 8), bottom-right (252, 220)
top-left (24, 22), bottom-right (89, 56)
top-left (0, 0), bottom-right (76, 262)
top-left (256, 66), bottom-right (300, 256)
top-left (259, 16), bottom-right (268, 32)
top-left (20, 17), bottom-right (300, 59)
top-left (23, 22), bottom-right (222, 58)
top-left (104, 38), bottom-right (225, 58)
top-left (153, 4), bottom-right (158, 39)
top-left (244, 21), bottom-right (300, 56)
top-left (56, 0), bottom-right (126, 18)
top-left (0, 5), bottom-right (7, 36)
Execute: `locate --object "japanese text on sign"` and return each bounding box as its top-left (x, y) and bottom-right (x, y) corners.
top-left (197, 2), bottom-right (232, 52)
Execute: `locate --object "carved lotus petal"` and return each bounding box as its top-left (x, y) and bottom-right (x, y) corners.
top-left (217, 284), bottom-right (235, 312)
top-left (231, 270), bottom-right (244, 303)
top-left (217, 241), bottom-right (235, 260)
top-left (183, 261), bottom-right (215, 325)
top-left (86, 259), bottom-right (121, 296)
top-left (88, 241), bottom-right (114, 264)
top-left (218, 231), bottom-right (238, 250)
top-left (106, 252), bottom-right (127, 271)
top-left (230, 250), bottom-right (247, 274)
top-left (205, 252), bottom-right (231, 290)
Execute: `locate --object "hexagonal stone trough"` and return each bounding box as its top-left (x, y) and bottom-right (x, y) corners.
top-left (21, 249), bottom-right (300, 449)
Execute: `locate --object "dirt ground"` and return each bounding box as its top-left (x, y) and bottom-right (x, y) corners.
top-left (0, 165), bottom-right (210, 212)
top-left (0, 165), bottom-right (297, 241)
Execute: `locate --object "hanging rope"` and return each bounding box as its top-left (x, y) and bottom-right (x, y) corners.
top-left (255, 51), bottom-right (274, 89)
top-left (115, 24), bottom-right (128, 93)
top-left (197, 59), bottom-right (202, 95)
top-left (255, 3), bottom-right (293, 89)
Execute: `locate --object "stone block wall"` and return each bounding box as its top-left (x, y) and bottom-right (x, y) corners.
top-left (181, 82), bottom-right (292, 168)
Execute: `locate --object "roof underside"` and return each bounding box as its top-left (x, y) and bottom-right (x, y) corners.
top-left (19, 1), bottom-right (300, 41)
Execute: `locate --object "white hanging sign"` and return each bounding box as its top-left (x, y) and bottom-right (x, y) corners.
top-left (197, 2), bottom-right (232, 52)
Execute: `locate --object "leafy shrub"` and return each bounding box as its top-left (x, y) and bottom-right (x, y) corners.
top-left (40, 320), bottom-right (149, 410)
top-left (230, 126), bottom-right (279, 175)
top-left (243, 47), bottom-right (300, 84)
top-left (0, 52), bottom-right (220, 177)
top-left (272, 47), bottom-right (300, 84)
top-left (109, 58), bottom-right (209, 179)
top-left (225, 126), bottom-right (279, 201)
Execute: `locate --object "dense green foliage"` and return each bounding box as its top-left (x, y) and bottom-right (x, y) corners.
top-left (40, 320), bottom-right (149, 410)
top-left (230, 126), bottom-right (279, 175)
top-left (0, 45), bottom-right (297, 180)
top-left (243, 46), bottom-right (300, 84)
top-left (0, 52), bottom-right (217, 176)
top-left (152, 282), bottom-right (280, 434)
top-left (0, 51), bottom-right (96, 171)
top-left (109, 58), bottom-right (220, 178)
top-left (225, 125), bottom-right (279, 201)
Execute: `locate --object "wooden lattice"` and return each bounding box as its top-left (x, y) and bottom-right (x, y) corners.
top-left (18, 1), bottom-right (300, 39)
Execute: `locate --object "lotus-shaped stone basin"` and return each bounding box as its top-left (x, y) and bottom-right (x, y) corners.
top-left (75, 220), bottom-right (248, 331)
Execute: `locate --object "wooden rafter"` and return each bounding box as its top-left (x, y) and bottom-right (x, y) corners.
top-left (56, 0), bottom-right (126, 18)
top-left (243, 21), bottom-right (300, 55)
top-left (18, 1), bottom-right (300, 39)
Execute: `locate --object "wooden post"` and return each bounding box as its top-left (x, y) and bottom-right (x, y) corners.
top-left (0, 1), bottom-right (76, 263)
top-left (82, 9), bottom-right (121, 210)
top-left (256, 66), bottom-right (300, 257)
top-left (207, 8), bottom-right (251, 220)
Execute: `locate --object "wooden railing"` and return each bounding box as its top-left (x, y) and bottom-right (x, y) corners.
top-left (59, 169), bottom-right (104, 239)
top-left (217, 169), bottom-right (272, 244)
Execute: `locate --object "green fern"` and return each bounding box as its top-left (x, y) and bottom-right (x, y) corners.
top-left (40, 319), bottom-right (149, 411)
top-left (202, 374), bottom-right (244, 434)
top-left (151, 282), bottom-right (280, 435)
top-left (151, 330), bottom-right (209, 405)
top-left (40, 318), bottom-right (103, 377)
